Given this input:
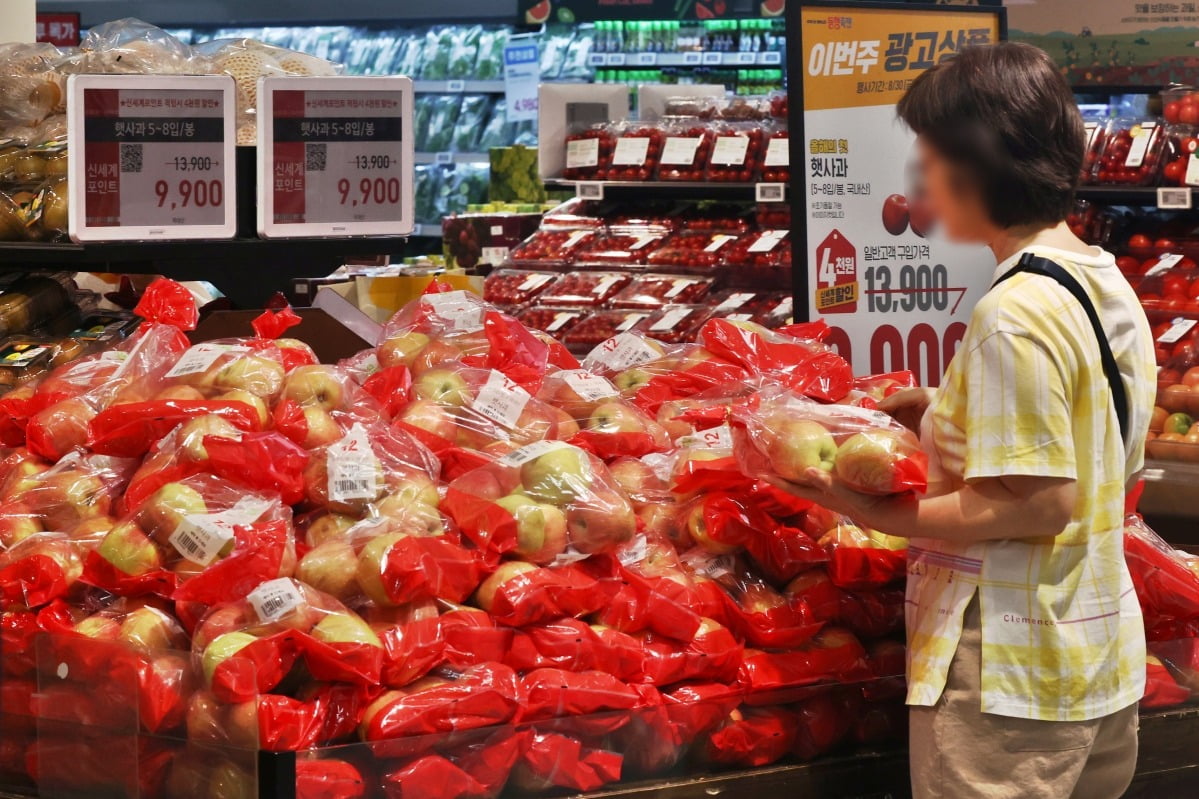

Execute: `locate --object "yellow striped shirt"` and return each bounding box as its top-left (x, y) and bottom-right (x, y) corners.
top-left (907, 245), bottom-right (1156, 722)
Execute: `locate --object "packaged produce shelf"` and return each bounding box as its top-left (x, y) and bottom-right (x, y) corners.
top-left (544, 179), bottom-right (789, 203)
top-left (412, 80), bottom-right (506, 94)
top-left (1076, 185), bottom-right (1188, 208)
top-left (587, 51), bottom-right (784, 68)
top-left (414, 151), bottom-right (492, 165)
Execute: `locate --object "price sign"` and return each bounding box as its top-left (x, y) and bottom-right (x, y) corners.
top-left (258, 76), bottom-right (414, 238)
top-left (67, 75), bottom-right (236, 242)
top-left (504, 36), bottom-right (541, 123)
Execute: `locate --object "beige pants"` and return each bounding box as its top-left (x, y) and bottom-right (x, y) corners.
top-left (909, 597), bottom-right (1139, 799)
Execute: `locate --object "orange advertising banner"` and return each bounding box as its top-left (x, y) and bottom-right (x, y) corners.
top-left (800, 6), bottom-right (1000, 112)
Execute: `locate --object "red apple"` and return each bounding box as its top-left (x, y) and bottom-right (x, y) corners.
top-left (474, 560), bottom-right (537, 612)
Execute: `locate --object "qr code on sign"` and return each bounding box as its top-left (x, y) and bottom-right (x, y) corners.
top-left (305, 143), bottom-right (327, 171)
top-left (119, 143), bottom-right (143, 173)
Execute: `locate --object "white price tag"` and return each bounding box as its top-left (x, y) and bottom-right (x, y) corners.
top-left (585, 332), bottom-right (661, 371)
top-left (481, 246), bottom-right (510, 263)
top-left (617, 533), bottom-right (649, 567)
top-left (422, 290), bottom-right (483, 331)
top-left (566, 138), bottom-right (600, 169)
top-left (664, 278), bottom-right (696, 299)
top-left (726, 313), bottom-right (754, 322)
top-left (257, 76), bottom-right (414, 238)
top-left (1185, 155), bottom-right (1199, 187)
top-left (710, 136), bottom-right (750, 166)
top-left (500, 439), bottom-right (571, 467)
top-left (774, 296), bottom-right (794, 318)
top-left (715, 292), bottom-right (756, 312)
top-left (616, 313), bottom-right (650, 332)
top-left (1145, 253), bottom-right (1184, 276)
top-left (358, 353), bottom-right (380, 376)
top-left (473, 370), bottom-right (532, 428)
top-left (592, 275), bottom-right (622, 297)
top-left (705, 234), bottom-right (737, 253)
top-left (327, 424), bottom-right (380, 503)
top-left (612, 137), bottom-right (650, 166)
top-left (1124, 122), bottom-right (1156, 168)
top-left (688, 423), bottom-right (734, 451)
top-left (760, 51), bottom-right (782, 65)
top-left (67, 74), bottom-right (237, 242)
top-left (635, 53), bottom-right (657, 66)
top-left (576, 181), bottom-right (605, 200)
top-left (562, 230), bottom-right (592, 250)
top-left (247, 578), bottom-right (306, 623)
top-left (608, 53), bottom-right (627, 66)
top-left (518, 273), bottom-right (554, 292)
top-left (435, 151), bottom-right (453, 164)
top-left (170, 516), bottom-right (235, 567)
top-left (562, 370), bottom-right (619, 401)
top-left (683, 52), bottom-right (702, 65)
top-left (447, 80), bottom-right (467, 93)
top-left (1159, 186), bottom-right (1193, 209)
top-left (764, 138), bottom-right (789, 167)
top-left (748, 230), bottom-right (788, 253)
top-left (661, 137), bottom-right (702, 165)
top-left (650, 307), bottom-right (694, 332)
top-left (702, 51), bottom-right (722, 65)
top-left (546, 311), bottom-right (581, 332)
top-left (165, 343), bottom-right (250, 379)
top-left (1158, 317), bottom-right (1197, 344)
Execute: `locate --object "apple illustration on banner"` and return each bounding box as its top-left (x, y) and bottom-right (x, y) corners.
top-left (881, 194), bottom-right (909, 236)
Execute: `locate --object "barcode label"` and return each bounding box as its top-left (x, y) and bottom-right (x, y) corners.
top-left (248, 578), bottom-right (306, 623)
top-left (617, 533), bottom-right (648, 566)
top-left (473, 370), bottom-right (531, 428)
top-left (1159, 186), bottom-right (1193, 209)
top-left (500, 439), bottom-right (572, 467)
top-left (612, 137), bottom-right (650, 166)
top-left (165, 343), bottom-right (250, 378)
top-left (584, 332), bottom-right (661, 371)
top-left (566, 138), bottom-right (600, 169)
top-left (327, 424), bottom-right (379, 502)
top-left (120, 143), bottom-right (143, 173)
top-left (169, 516), bottom-right (234, 566)
top-left (562, 370), bottom-right (618, 401)
top-left (756, 182), bottom-right (786, 202)
top-left (305, 143), bottom-right (328, 172)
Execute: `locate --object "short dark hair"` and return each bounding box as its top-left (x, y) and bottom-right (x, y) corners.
top-left (896, 42), bottom-right (1084, 229)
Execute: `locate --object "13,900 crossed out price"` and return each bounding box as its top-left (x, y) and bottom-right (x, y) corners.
top-left (154, 179), bottom-right (223, 209)
top-left (337, 177), bottom-right (402, 207)
top-left (864, 264), bottom-right (968, 314)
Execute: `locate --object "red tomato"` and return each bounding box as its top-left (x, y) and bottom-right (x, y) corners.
top-left (1160, 367), bottom-right (1183, 387)
top-left (1165, 296), bottom-right (1189, 312)
top-left (1187, 280), bottom-right (1199, 300)
top-left (1184, 367), bottom-right (1199, 388)
top-left (1165, 159), bottom-right (1187, 184)
top-left (1186, 299), bottom-right (1199, 314)
top-left (1166, 101), bottom-right (1183, 123)
top-left (1181, 102), bottom-right (1199, 125)
top-left (1117, 255), bottom-right (1141, 274)
top-left (1157, 345), bottom-right (1170, 363)
top-left (1129, 233), bottom-right (1153, 251)
top-left (1164, 274), bottom-right (1191, 296)
top-left (1153, 321), bottom-right (1174, 340)
top-left (1156, 238), bottom-right (1178, 252)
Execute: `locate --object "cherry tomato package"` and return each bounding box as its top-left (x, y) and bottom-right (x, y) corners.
top-left (84, 473), bottom-right (294, 602)
top-left (733, 386), bottom-right (928, 496)
top-left (445, 441), bottom-right (637, 561)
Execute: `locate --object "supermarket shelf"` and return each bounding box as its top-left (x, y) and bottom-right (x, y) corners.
top-left (545, 179), bottom-right (789, 203)
top-left (413, 80), bottom-right (506, 94)
top-left (1141, 458), bottom-right (1199, 542)
top-left (587, 51), bottom-right (784, 68)
top-left (414, 151), bottom-right (492, 165)
top-left (1076, 185), bottom-right (1189, 208)
top-left (410, 222), bottom-right (443, 237)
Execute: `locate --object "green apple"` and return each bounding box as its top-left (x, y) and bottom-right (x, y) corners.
top-left (201, 631), bottom-right (258, 686)
top-left (282, 365), bottom-right (345, 411)
top-left (0, 504), bottom-right (41, 548)
top-left (73, 615), bottom-right (121, 640)
top-left (764, 416), bottom-right (837, 481)
top-left (355, 532), bottom-right (407, 606)
top-left (496, 493), bottom-right (568, 564)
top-left (1164, 412), bottom-right (1194, 435)
top-left (297, 539), bottom-right (359, 600)
top-left (311, 612), bottom-right (382, 647)
top-left (98, 521), bottom-right (162, 575)
top-left (612, 367), bottom-right (654, 393)
top-left (520, 446), bottom-right (593, 505)
top-left (413, 369), bottom-right (471, 406)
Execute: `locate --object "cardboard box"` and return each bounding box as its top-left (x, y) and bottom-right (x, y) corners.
top-left (189, 304), bottom-right (379, 364)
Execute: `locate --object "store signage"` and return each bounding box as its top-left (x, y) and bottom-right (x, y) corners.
top-left (36, 13), bottom-right (80, 46)
top-left (797, 4), bottom-right (1003, 387)
top-left (520, 0), bottom-right (785, 24)
top-left (257, 76), bottom-right (414, 238)
top-left (504, 36), bottom-right (541, 123)
top-left (66, 75), bottom-right (237, 242)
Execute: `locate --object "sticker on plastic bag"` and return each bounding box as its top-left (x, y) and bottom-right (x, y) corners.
top-left (617, 533), bottom-right (648, 567)
top-left (170, 516), bottom-right (235, 566)
top-left (612, 137), bottom-right (650, 166)
top-left (588, 332), bottom-right (661, 371)
top-left (248, 578), bottom-right (306, 623)
top-left (421, 291), bottom-right (483, 331)
top-left (327, 424), bottom-right (379, 503)
top-left (661, 137), bottom-right (701, 165)
top-left (710, 136), bottom-right (750, 166)
top-left (165, 343), bottom-right (251, 379)
top-left (500, 439), bottom-right (572, 467)
top-left (683, 423), bottom-right (733, 451)
top-left (473, 370), bottom-right (532, 428)
top-left (563, 370), bottom-right (618, 402)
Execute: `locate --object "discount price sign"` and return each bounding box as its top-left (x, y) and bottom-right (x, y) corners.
top-left (797, 4), bottom-right (1002, 387)
top-left (66, 75), bottom-right (236, 242)
top-left (258, 76), bottom-right (414, 238)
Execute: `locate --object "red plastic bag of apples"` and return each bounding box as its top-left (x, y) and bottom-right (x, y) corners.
top-left (381, 727), bottom-right (528, 799)
top-left (591, 535), bottom-right (705, 642)
top-left (733, 386), bottom-right (928, 496)
top-left (1143, 653), bottom-right (1191, 708)
top-left (445, 440), bottom-right (638, 562)
top-left (471, 555), bottom-right (621, 628)
top-left (0, 534), bottom-right (85, 610)
top-left (699, 318), bottom-right (854, 402)
top-left (509, 732), bottom-right (624, 794)
top-left (84, 473), bottom-right (295, 602)
top-left (1124, 513), bottom-right (1199, 626)
top-left (518, 668), bottom-right (654, 737)
top-left (701, 705), bottom-right (800, 768)
top-left (25, 322), bottom-right (194, 461)
top-left (1, 449), bottom-right (135, 544)
top-left (272, 364), bottom-right (388, 451)
top-left (536, 368), bottom-right (672, 459)
top-left (194, 579), bottom-right (385, 703)
top-left (816, 519), bottom-right (908, 591)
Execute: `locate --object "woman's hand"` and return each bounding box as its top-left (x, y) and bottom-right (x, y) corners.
top-left (877, 387), bottom-right (935, 434)
top-left (766, 467), bottom-right (891, 528)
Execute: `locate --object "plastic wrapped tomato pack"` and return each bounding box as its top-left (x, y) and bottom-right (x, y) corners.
top-left (572, 230), bottom-right (670, 268)
top-left (482, 270), bottom-right (559, 307)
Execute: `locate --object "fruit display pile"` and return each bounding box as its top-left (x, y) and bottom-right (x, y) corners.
top-left (0, 278), bottom-right (919, 798)
top-left (485, 199), bottom-right (793, 353)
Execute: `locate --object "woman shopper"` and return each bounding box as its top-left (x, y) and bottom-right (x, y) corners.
top-left (779, 42), bottom-right (1156, 798)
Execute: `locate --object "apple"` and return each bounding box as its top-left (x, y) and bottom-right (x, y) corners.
top-left (801, 504), bottom-right (839, 540)
top-left (764, 415), bottom-right (837, 480)
top-left (657, 401), bottom-right (696, 441)
top-left (2, 458), bottom-right (50, 501)
top-left (413, 369), bottom-right (471, 406)
top-left (140, 483), bottom-right (208, 537)
top-left (298, 539), bottom-right (360, 600)
top-left (818, 522), bottom-right (871, 550)
top-left (474, 560), bottom-right (538, 612)
top-left (612, 367), bottom-right (654, 393)
top-left (481, 439), bottom-right (521, 458)
top-left (15, 535), bottom-right (83, 585)
top-left (223, 699), bottom-right (260, 749)
top-left (685, 502), bottom-right (738, 555)
top-left (509, 405), bottom-right (558, 446)
top-left (586, 401), bottom-right (649, 435)
top-left (201, 631), bottom-right (259, 687)
top-left (551, 407), bottom-right (581, 440)
top-left (496, 493), bottom-right (569, 564)
top-left (73, 615), bottom-right (121, 640)
top-left (694, 616), bottom-right (728, 640)
top-left (607, 457), bottom-right (667, 505)
top-left (97, 521), bottom-right (162, 575)
top-left (185, 691), bottom-right (229, 744)
top-left (216, 389), bottom-right (269, 428)
top-left (33, 472), bottom-right (107, 531)
top-left (355, 532), bottom-right (407, 606)
top-left (1164, 412), bottom-right (1194, 435)
top-left (359, 689), bottom-right (406, 739)
top-left (409, 339), bottom-right (468, 377)
top-left (311, 612), bottom-right (383, 647)
top-left (638, 503), bottom-right (686, 546)
top-left (155, 385), bottom-right (206, 402)
top-left (178, 414), bottom-right (241, 462)
top-left (34, 397), bottom-right (95, 459)
top-left (399, 399), bottom-right (457, 441)
top-left (566, 491), bottom-right (636, 553)
top-left (305, 512), bottom-right (358, 547)
top-left (207, 760), bottom-right (256, 799)
top-left (520, 446), bottom-right (593, 505)
top-left (382, 474), bottom-right (441, 509)
top-left (451, 467), bottom-right (516, 503)
top-left (378, 331), bottom-right (430, 369)
top-left (377, 499), bottom-right (445, 538)
top-left (281, 365), bottom-right (345, 411)
top-left (275, 338), bottom-right (317, 364)
top-left (203, 355), bottom-right (284, 400)
top-left (119, 606), bottom-right (184, 650)
top-left (0, 504), bottom-right (41, 547)
top-left (834, 429), bottom-right (914, 494)
top-left (299, 406), bottom-right (342, 449)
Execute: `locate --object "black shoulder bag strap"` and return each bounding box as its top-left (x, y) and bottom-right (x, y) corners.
top-left (993, 252), bottom-right (1130, 446)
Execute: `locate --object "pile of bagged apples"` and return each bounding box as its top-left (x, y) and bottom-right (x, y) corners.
top-left (0, 279), bottom-right (928, 798)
